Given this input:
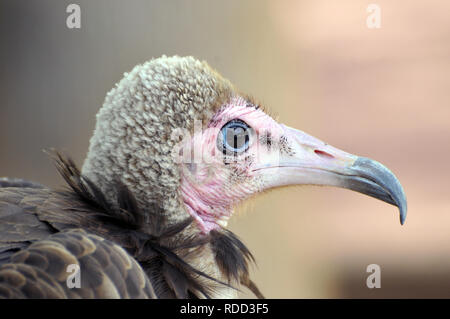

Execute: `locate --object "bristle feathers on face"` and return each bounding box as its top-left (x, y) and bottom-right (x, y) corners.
top-left (178, 96), bottom-right (286, 233)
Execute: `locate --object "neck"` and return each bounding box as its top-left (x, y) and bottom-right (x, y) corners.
top-left (180, 173), bottom-right (232, 233)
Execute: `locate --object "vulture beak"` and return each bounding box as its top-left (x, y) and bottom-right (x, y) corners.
top-left (255, 125), bottom-right (407, 224)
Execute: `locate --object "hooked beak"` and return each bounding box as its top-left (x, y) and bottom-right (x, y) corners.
top-left (255, 125), bottom-right (407, 225)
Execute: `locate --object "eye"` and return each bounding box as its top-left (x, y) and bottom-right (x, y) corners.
top-left (218, 119), bottom-right (252, 155)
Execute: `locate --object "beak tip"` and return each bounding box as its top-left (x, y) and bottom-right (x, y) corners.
top-left (395, 192), bottom-right (407, 225)
top-left (399, 203), bottom-right (407, 225)
top-left (350, 157), bottom-right (408, 226)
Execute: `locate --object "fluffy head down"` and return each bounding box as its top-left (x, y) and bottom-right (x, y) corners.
top-left (82, 56), bottom-right (235, 226)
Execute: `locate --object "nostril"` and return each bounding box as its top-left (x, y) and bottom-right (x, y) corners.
top-left (314, 150), bottom-right (335, 159)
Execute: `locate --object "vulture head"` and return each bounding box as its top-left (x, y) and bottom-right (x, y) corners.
top-left (78, 56), bottom-right (406, 297)
top-left (82, 56), bottom-right (406, 234)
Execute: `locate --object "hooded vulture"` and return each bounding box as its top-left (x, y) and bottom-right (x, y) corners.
top-left (0, 56), bottom-right (407, 299)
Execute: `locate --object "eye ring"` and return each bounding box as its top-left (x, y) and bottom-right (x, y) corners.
top-left (218, 119), bottom-right (252, 155)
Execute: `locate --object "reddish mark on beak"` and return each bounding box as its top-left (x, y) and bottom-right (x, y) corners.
top-left (314, 149), bottom-right (335, 159)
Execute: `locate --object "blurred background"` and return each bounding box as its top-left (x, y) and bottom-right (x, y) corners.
top-left (1, 0), bottom-right (449, 298)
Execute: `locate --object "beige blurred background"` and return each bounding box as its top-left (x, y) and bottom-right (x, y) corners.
top-left (1, 0), bottom-right (449, 298)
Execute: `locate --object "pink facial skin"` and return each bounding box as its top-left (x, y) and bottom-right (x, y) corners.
top-left (178, 95), bottom-right (407, 232)
top-left (179, 96), bottom-right (284, 233)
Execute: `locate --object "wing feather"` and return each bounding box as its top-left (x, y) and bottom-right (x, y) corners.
top-left (0, 229), bottom-right (156, 299)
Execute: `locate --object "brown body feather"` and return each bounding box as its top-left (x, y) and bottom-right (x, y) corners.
top-left (0, 229), bottom-right (156, 298)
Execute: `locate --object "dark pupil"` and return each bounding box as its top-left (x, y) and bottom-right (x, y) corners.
top-left (227, 127), bottom-right (245, 149)
top-left (222, 121), bottom-right (250, 154)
